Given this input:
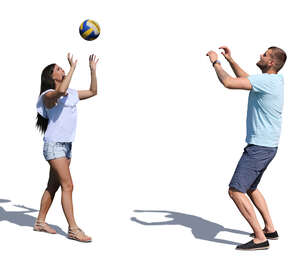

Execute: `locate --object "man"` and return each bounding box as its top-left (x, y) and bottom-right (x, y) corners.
top-left (206, 46), bottom-right (287, 251)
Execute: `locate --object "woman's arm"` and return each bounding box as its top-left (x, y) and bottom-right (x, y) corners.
top-left (44, 53), bottom-right (77, 108)
top-left (78, 54), bottom-right (99, 100)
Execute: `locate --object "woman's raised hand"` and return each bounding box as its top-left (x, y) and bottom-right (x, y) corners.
top-left (89, 54), bottom-right (99, 72)
top-left (67, 53), bottom-right (78, 69)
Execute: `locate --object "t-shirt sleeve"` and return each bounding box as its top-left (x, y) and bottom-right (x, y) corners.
top-left (36, 90), bottom-right (53, 118)
top-left (74, 89), bottom-right (79, 104)
top-left (68, 89), bottom-right (79, 105)
top-left (247, 74), bottom-right (272, 94)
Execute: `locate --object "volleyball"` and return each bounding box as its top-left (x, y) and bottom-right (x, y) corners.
top-left (79, 19), bottom-right (100, 41)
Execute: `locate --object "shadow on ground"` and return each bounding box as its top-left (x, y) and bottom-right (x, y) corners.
top-left (131, 210), bottom-right (251, 246)
top-left (0, 198), bottom-right (66, 237)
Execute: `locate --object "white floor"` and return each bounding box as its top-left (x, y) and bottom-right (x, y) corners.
top-left (1, 140), bottom-right (298, 262)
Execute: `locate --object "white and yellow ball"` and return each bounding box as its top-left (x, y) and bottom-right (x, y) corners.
top-left (79, 19), bottom-right (100, 41)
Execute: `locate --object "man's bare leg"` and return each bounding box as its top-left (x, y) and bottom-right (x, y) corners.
top-left (247, 189), bottom-right (275, 233)
top-left (228, 188), bottom-right (267, 243)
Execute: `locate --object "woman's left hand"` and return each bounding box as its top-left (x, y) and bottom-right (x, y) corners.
top-left (67, 53), bottom-right (77, 69)
top-left (89, 54), bottom-right (99, 72)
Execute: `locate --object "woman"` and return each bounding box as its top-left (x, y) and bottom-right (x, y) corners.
top-left (35, 53), bottom-right (99, 242)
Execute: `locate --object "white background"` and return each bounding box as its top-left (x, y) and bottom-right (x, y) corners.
top-left (0, 0), bottom-right (299, 261)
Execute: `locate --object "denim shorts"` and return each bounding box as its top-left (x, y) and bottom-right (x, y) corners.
top-left (43, 142), bottom-right (72, 161)
top-left (229, 144), bottom-right (277, 193)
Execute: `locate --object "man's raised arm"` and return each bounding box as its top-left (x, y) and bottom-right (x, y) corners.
top-left (219, 46), bottom-right (249, 78)
top-left (206, 50), bottom-right (252, 90)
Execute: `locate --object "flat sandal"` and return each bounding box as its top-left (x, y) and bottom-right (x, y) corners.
top-left (68, 227), bottom-right (92, 243)
top-left (33, 220), bottom-right (56, 234)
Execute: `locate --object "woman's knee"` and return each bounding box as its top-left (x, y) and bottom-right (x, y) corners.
top-left (49, 158), bottom-right (73, 192)
top-left (61, 181), bottom-right (73, 192)
top-left (46, 183), bottom-right (60, 195)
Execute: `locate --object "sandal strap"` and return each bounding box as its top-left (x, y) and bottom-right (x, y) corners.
top-left (68, 227), bottom-right (84, 235)
top-left (35, 220), bottom-right (47, 227)
top-left (68, 227), bottom-right (91, 242)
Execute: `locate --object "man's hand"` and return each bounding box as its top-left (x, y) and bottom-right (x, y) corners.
top-left (206, 51), bottom-right (218, 63)
top-left (219, 46), bottom-right (249, 78)
top-left (219, 46), bottom-right (232, 61)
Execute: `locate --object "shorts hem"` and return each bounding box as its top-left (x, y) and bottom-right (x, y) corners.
top-left (229, 184), bottom-right (247, 193)
top-left (44, 154), bottom-right (71, 161)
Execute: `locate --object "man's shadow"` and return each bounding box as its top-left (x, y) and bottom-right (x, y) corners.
top-left (131, 210), bottom-right (251, 246)
top-left (0, 199), bottom-right (66, 237)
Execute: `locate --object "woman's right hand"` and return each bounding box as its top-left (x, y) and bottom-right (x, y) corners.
top-left (67, 53), bottom-right (78, 69)
top-left (89, 54), bottom-right (99, 72)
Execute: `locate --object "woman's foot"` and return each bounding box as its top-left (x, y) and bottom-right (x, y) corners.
top-left (33, 220), bottom-right (56, 234)
top-left (68, 227), bottom-right (92, 242)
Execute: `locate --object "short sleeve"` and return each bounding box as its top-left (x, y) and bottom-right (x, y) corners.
top-left (67, 89), bottom-right (79, 105)
top-left (36, 89), bottom-right (54, 118)
top-left (74, 89), bottom-right (79, 104)
top-left (247, 74), bottom-right (272, 94)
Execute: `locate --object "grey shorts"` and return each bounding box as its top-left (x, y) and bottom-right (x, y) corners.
top-left (229, 144), bottom-right (277, 193)
top-left (43, 142), bottom-right (72, 161)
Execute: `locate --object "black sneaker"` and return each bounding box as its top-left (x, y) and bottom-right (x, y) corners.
top-left (249, 230), bottom-right (279, 240)
top-left (236, 240), bottom-right (269, 251)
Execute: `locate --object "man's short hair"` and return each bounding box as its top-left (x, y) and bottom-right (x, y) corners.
top-left (268, 46), bottom-right (287, 72)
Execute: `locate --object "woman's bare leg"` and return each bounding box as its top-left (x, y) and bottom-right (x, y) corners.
top-left (37, 167), bottom-right (60, 219)
top-left (48, 157), bottom-right (77, 227)
top-left (35, 166), bottom-right (60, 233)
top-left (49, 157), bottom-right (91, 241)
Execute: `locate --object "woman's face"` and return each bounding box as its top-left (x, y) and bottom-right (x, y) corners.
top-left (52, 64), bottom-right (65, 82)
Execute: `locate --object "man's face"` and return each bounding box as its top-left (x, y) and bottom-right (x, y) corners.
top-left (256, 49), bottom-right (273, 71)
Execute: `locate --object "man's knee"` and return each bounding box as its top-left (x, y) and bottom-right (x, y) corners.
top-left (247, 188), bottom-right (258, 196)
top-left (228, 187), bottom-right (244, 200)
top-left (228, 188), bottom-right (235, 199)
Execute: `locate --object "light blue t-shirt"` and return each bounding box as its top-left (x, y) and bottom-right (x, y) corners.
top-left (246, 74), bottom-right (284, 147)
top-left (37, 88), bottom-right (79, 142)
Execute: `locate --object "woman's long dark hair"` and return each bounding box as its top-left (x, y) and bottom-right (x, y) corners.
top-left (36, 64), bottom-right (56, 134)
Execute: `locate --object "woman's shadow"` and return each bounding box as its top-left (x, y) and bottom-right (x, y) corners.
top-left (131, 210), bottom-right (251, 246)
top-left (0, 199), bottom-right (66, 237)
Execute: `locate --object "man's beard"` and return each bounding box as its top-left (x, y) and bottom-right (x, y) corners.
top-left (256, 61), bottom-right (268, 72)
